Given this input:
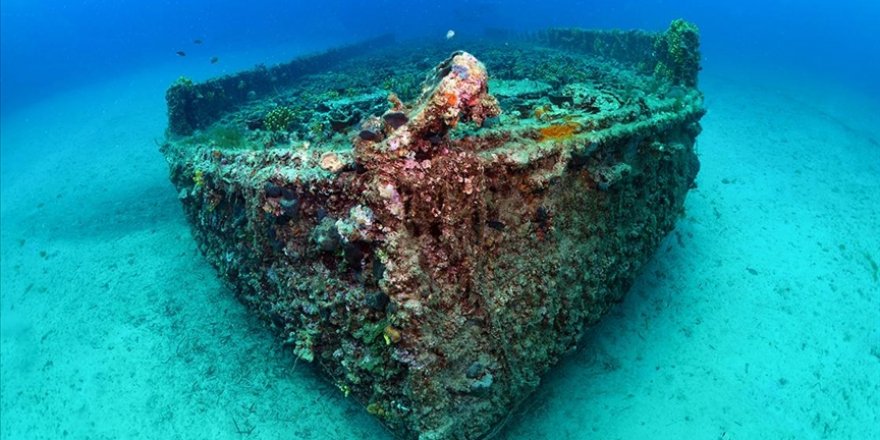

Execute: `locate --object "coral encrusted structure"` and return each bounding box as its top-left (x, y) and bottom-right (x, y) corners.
top-left (160, 20), bottom-right (705, 440)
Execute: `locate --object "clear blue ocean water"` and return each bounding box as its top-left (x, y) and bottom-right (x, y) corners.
top-left (1, 1), bottom-right (878, 439)
top-left (2, 1), bottom-right (879, 111)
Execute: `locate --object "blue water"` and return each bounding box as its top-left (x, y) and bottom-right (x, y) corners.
top-left (1, 1), bottom-right (879, 439)
top-left (3, 0), bottom-right (879, 111)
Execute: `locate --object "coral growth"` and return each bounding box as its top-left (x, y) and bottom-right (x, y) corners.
top-left (161, 26), bottom-right (705, 440)
top-left (320, 152), bottom-right (344, 173)
top-left (410, 51), bottom-right (500, 138)
top-left (356, 51), bottom-right (500, 165)
top-left (653, 19), bottom-right (701, 86)
top-left (192, 169), bottom-right (205, 187)
top-left (264, 106), bottom-right (296, 132)
top-left (539, 122), bottom-right (580, 141)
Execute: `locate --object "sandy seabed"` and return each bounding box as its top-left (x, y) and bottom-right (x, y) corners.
top-left (1, 56), bottom-right (878, 439)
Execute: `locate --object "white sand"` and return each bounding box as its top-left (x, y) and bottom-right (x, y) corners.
top-left (1, 58), bottom-right (878, 439)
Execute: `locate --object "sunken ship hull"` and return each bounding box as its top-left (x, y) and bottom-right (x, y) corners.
top-left (161, 20), bottom-right (703, 439)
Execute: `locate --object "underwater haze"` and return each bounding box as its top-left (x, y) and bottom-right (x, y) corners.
top-left (3, 0), bottom-right (879, 110)
top-left (1, 0), bottom-right (879, 439)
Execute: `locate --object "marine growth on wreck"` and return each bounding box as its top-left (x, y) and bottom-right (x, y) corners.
top-left (161, 19), bottom-right (704, 440)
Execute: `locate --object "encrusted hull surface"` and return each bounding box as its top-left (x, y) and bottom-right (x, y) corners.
top-left (161, 20), bottom-right (704, 439)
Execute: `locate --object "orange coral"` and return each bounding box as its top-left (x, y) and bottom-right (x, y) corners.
top-left (443, 92), bottom-right (458, 106)
top-left (539, 122), bottom-right (580, 141)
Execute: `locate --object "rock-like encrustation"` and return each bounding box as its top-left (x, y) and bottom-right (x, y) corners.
top-left (161, 20), bottom-right (704, 440)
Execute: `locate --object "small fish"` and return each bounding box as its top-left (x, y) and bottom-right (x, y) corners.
top-left (487, 220), bottom-right (506, 230)
top-left (383, 111), bottom-right (409, 129)
top-left (176, 51), bottom-right (186, 57)
top-left (193, 39), bottom-right (203, 45)
top-left (210, 56), bottom-right (219, 64)
top-left (446, 29), bottom-right (455, 40)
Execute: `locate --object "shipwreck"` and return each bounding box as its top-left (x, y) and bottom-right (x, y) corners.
top-left (161, 19), bottom-right (704, 440)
